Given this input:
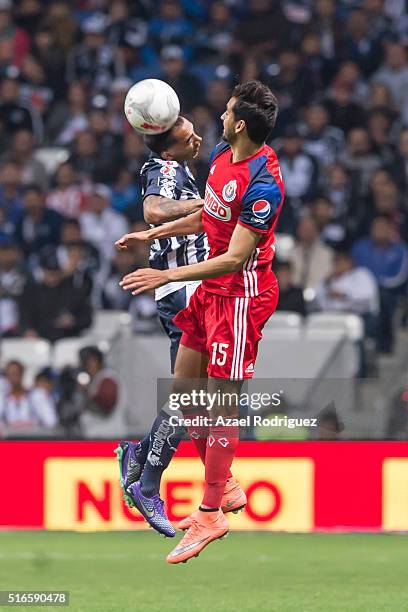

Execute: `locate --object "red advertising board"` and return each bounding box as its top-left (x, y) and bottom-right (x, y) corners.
top-left (0, 441), bottom-right (407, 531)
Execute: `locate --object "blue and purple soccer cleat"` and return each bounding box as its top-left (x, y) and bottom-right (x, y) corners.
top-left (126, 481), bottom-right (176, 538)
top-left (114, 441), bottom-right (145, 509)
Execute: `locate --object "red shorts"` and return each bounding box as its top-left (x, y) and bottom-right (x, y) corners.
top-left (173, 282), bottom-right (279, 380)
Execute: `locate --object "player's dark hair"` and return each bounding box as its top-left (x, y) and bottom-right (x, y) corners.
top-left (231, 81), bottom-right (278, 144)
top-left (143, 116), bottom-right (184, 156)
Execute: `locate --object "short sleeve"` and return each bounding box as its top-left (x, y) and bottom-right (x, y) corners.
top-left (238, 179), bottom-right (283, 234)
top-left (142, 159), bottom-right (183, 200)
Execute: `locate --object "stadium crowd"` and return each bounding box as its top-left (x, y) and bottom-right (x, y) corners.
top-left (0, 0), bottom-right (408, 434)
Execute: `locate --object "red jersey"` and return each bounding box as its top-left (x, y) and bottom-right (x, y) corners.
top-left (202, 142), bottom-right (284, 297)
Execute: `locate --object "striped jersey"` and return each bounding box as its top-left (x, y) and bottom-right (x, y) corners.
top-left (141, 155), bottom-right (209, 300)
top-left (202, 142), bottom-right (284, 297)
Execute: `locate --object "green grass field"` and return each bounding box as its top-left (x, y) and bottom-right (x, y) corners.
top-left (0, 531), bottom-right (407, 612)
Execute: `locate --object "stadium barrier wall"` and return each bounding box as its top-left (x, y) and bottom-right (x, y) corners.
top-left (0, 441), bottom-right (407, 531)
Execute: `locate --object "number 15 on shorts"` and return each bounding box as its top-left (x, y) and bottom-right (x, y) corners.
top-left (211, 342), bottom-right (229, 366)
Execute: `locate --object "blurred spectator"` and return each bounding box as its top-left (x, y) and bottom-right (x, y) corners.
top-left (340, 9), bottom-right (382, 77)
top-left (367, 108), bottom-right (399, 169)
top-left (329, 61), bottom-right (369, 106)
top-left (45, 1), bottom-right (78, 56)
top-left (106, 1), bottom-right (150, 72)
top-left (5, 129), bottom-right (48, 190)
top-left (352, 215), bottom-right (408, 352)
top-left (87, 101), bottom-right (122, 183)
top-left (0, 360), bottom-right (58, 431)
top-left (0, 66), bottom-right (43, 146)
top-left (289, 215), bottom-right (334, 290)
top-left (47, 81), bottom-right (89, 145)
top-left (367, 81), bottom-right (395, 110)
top-left (78, 345), bottom-right (125, 437)
top-left (262, 50), bottom-right (311, 132)
top-left (325, 83), bottom-right (367, 133)
top-left (160, 45), bottom-right (204, 112)
top-left (233, 0), bottom-right (290, 58)
top-left (340, 127), bottom-right (382, 198)
top-left (31, 26), bottom-right (66, 102)
top-left (206, 79), bottom-right (229, 126)
top-left (66, 13), bottom-right (125, 95)
top-left (79, 184), bottom-right (129, 264)
top-left (274, 260), bottom-right (306, 315)
top-left (20, 247), bottom-right (92, 342)
top-left (372, 42), bottom-right (408, 123)
top-left (14, 184), bottom-right (63, 259)
top-left (0, 161), bottom-right (24, 240)
top-left (311, 196), bottom-right (347, 247)
top-left (279, 126), bottom-right (319, 202)
top-left (149, 0), bottom-right (194, 54)
top-left (315, 249), bottom-right (379, 318)
top-left (393, 127), bottom-right (408, 194)
top-left (102, 248), bottom-right (139, 310)
top-left (110, 168), bottom-right (142, 220)
top-left (194, 1), bottom-right (235, 62)
top-left (301, 32), bottom-right (334, 91)
top-left (301, 103), bottom-right (344, 168)
top-left (313, 0), bottom-right (342, 61)
top-left (0, 241), bottom-right (27, 336)
top-left (46, 162), bottom-right (85, 218)
top-left (108, 77), bottom-right (132, 135)
top-left (122, 130), bottom-right (147, 176)
top-left (69, 130), bottom-right (104, 183)
top-left (56, 218), bottom-right (100, 286)
top-left (0, 0), bottom-right (30, 67)
top-left (321, 163), bottom-right (352, 229)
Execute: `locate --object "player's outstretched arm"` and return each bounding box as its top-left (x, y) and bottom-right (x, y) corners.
top-left (120, 224), bottom-right (261, 294)
top-left (143, 195), bottom-right (203, 224)
top-left (115, 209), bottom-right (204, 251)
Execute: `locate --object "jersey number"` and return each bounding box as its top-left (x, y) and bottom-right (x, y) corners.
top-left (211, 342), bottom-right (229, 366)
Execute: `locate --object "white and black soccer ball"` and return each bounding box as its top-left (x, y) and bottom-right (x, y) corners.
top-left (124, 79), bottom-right (180, 135)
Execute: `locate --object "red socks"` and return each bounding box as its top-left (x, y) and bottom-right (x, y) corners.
top-left (187, 425), bottom-right (208, 465)
top-left (201, 424), bottom-right (239, 508)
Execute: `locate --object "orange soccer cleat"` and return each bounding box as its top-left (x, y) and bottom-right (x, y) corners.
top-left (177, 477), bottom-right (246, 530)
top-left (167, 509), bottom-right (228, 564)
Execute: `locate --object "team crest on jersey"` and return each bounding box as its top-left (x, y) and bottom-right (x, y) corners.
top-left (204, 185), bottom-right (231, 221)
top-left (160, 163), bottom-right (177, 177)
top-left (222, 179), bottom-right (237, 202)
top-left (252, 199), bottom-right (271, 219)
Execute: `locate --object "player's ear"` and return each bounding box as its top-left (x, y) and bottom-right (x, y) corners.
top-left (235, 120), bottom-right (246, 135)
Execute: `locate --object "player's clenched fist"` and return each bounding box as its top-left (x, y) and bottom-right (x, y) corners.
top-left (119, 268), bottom-right (168, 295)
top-left (115, 230), bottom-right (152, 250)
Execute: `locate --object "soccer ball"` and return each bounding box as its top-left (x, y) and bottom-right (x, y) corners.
top-left (124, 79), bottom-right (180, 135)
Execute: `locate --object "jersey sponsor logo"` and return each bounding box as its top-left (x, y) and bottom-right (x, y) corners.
top-left (222, 179), bottom-right (237, 202)
top-left (204, 185), bottom-right (232, 222)
top-left (252, 199), bottom-right (271, 219)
